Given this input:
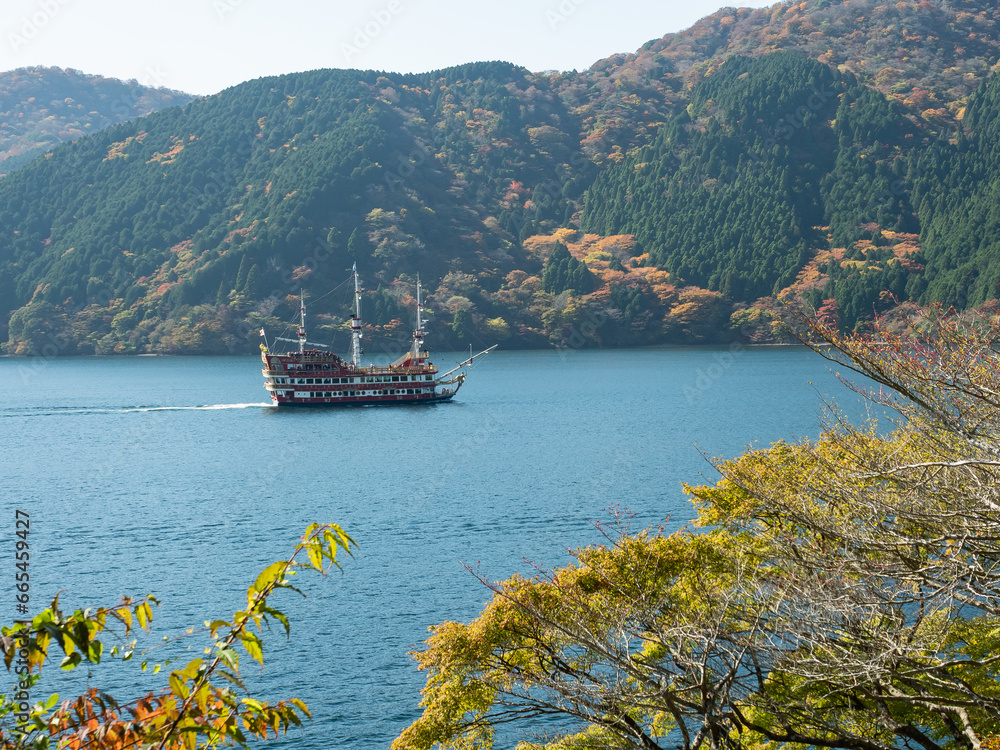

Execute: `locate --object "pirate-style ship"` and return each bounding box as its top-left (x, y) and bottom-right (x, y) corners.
top-left (260, 267), bottom-right (495, 406)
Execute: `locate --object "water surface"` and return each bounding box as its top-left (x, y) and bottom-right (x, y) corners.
top-left (0, 346), bottom-right (878, 747)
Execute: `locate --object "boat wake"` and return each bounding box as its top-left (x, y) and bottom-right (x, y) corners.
top-left (124, 403), bottom-right (275, 412)
top-left (0, 403), bottom-right (275, 418)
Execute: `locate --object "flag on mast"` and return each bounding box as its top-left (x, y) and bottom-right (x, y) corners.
top-left (259, 328), bottom-right (265, 337)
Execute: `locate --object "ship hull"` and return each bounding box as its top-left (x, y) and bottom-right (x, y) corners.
top-left (271, 392), bottom-right (456, 407)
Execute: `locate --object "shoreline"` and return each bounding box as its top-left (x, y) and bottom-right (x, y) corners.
top-left (0, 340), bottom-right (812, 359)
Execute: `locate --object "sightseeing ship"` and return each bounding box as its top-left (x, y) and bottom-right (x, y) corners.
top-left (260, 267), bottom-right (496, 407)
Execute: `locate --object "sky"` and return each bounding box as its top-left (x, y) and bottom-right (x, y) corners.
top-left (1, 0), bottom-right (776, 96)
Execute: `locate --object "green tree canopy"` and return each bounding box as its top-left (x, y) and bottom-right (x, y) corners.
top-left (542, 242), bottom-right (594, 296)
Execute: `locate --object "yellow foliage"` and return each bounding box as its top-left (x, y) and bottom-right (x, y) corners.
top-left (104, 131), bottom-right (147, 160)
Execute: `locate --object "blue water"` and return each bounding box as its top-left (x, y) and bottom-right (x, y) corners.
top-left (0, 346), bottom-right (879, 747)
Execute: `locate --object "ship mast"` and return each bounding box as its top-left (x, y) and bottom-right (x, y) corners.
top-left (350, 264), bottom-right (363, 366)
top-left (297, 290), bottom-right (307, 354)
top-left (411, 275), bottom-right (426, 358)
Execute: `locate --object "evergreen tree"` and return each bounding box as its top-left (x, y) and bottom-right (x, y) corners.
top-left (347, 228), bottom-right (368, 266)
top-left (452, 307), bottom-right (473, 341)
top-left (243, 264), bottom-right (260, 299)
top-left (543, 242), bottom-right (594, 295)
top-left (234, 256), bottom-right (250, 294)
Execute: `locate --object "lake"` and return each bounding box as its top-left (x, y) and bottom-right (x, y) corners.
top-left (0, 345), bottom-right (879, 748)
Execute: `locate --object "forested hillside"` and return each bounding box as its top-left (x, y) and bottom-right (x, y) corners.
top-left (3, 0), bottom-right (1000, 356)
top-left (0, 67), bottom-right (194, 175)
top-left (567, 0), bottom-right (1000, 163)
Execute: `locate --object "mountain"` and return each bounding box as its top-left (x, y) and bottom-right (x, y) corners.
top-left (0, 67), bottom-right (195, 175)
top-left (3, 0), bottom-right (1000, 356)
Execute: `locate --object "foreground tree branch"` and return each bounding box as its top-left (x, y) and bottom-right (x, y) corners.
top-left (0, 523), bottom-right (354, 750)
top-left (395, 307), bottom-right (1000, 750)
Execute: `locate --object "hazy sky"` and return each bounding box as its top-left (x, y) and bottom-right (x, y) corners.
top-left (1, 0), bottom-right (775, 96)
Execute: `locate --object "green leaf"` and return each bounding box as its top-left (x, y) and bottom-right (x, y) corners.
top-left (290, 698), bottom-right (311, 719)
top-left (218, 647), bottom-right (239, 673)
top-left (117, 606), bottom-right (132, 630)
top-left (307, 544), bottom-right (323, 571)
top-left (169, 671), bottom-right (190, 700)
top-left (240, 633), bottom-right (264, 665)
top-left (252, 561), bottom-right (287, 595)
top-left (179, 658), bottom-right (204, 679)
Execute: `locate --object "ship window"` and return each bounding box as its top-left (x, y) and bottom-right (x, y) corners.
top-left (426, 375), bottom-right (432, 381)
